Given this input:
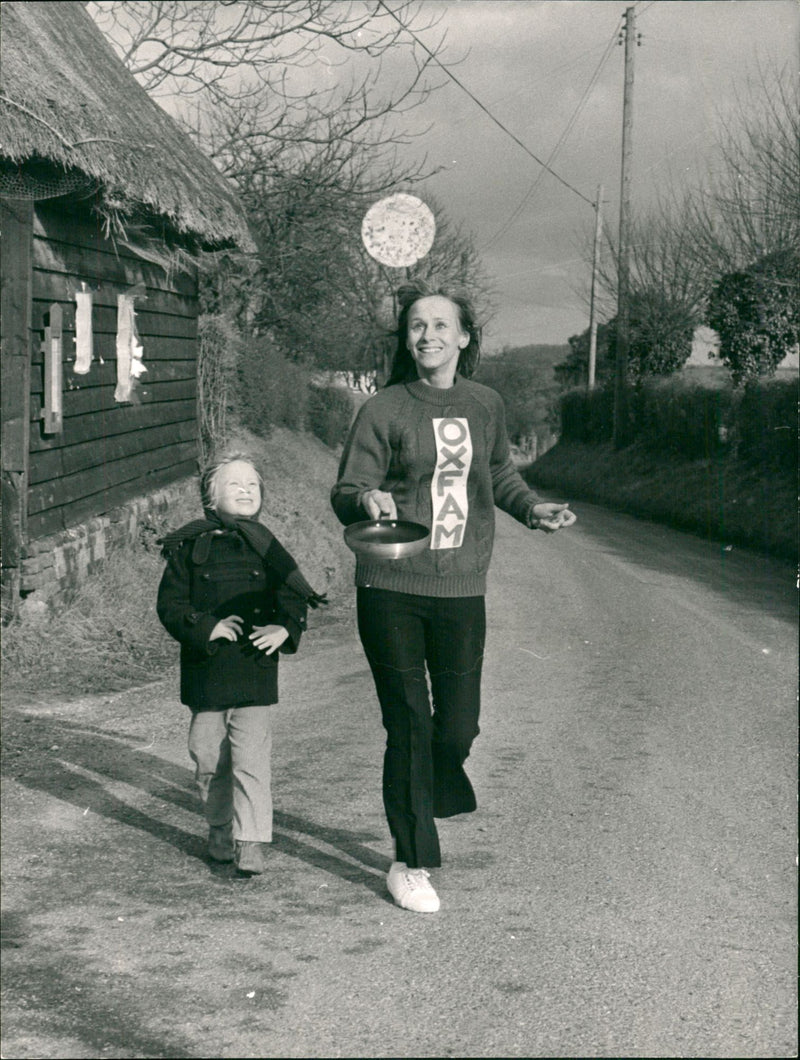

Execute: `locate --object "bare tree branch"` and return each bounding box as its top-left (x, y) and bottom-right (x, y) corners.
top-left (690, 63), bottom-right (800, 273)
top-left (88, 1), bottom-right (444, 105)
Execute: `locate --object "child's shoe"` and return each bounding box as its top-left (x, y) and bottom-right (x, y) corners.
top-left (235, 841), bottom-right (269, 875)
top-left (387, 861), bottom-right (440, 912)
top-left (208, 823), bottom-right (234, 862)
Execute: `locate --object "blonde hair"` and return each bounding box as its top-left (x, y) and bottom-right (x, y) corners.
top-left (200, 451), bottom-right (264, 514)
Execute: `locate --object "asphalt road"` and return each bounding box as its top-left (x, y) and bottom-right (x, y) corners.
top-left (1, 503), bottom-right (797, 1058)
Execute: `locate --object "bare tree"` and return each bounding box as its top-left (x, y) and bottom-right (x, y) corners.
top-left (694, 65), bottom-right (800, 384)
top-left (577, 198), bottom-right (704, 381)
top-left (577, 63), bottom-right (798, 380)
top-left (88, 1), bottom-right (436, 93)
top-left (88, 2), bottom-right (491, 394)
top-left (590, 195), bottom-right (711, 320)
top-left (690, 64), bottom-right (800, 272)
top-left (87, 2), bottom-right (443, 154)
top-left (219, 170), bottom-right (490, 383)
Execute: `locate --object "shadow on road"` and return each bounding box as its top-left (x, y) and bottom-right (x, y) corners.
top-left (3, 711), bottom-right (389, 894)
top-left (2, 699), bottom-right (396, 1058)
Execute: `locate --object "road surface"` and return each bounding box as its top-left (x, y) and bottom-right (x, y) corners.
top-left (2, 502), bottom-right (796, 1058)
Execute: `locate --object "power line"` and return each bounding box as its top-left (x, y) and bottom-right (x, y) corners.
top-left (376, 0), bottom-right (596, 209)
top-left (473, 37), bottom-right (621, 115)
top-left (492, 255), bottom-right (590, 281)
top-left (481, 17), bottom-right (622, 252)
top-left (444, 37), bottom-right (615, 133)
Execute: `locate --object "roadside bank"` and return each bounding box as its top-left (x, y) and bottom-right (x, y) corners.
top-left (526, 439), bottom-right (797, 562)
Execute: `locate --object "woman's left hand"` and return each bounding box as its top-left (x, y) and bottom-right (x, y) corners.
top-left (532, 503), bottom-right (576, 532)
top-left (249, 624), bottom-right (290, 654)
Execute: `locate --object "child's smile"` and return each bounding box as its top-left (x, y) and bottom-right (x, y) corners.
top-left (213, 460), bottom-right (262, 518)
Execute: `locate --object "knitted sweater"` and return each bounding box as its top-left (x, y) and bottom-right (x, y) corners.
top-left (331, 376), bottom-right (543, 597)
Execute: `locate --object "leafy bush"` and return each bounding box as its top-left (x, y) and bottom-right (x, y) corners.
top-left (559, 386), bottom-right (614, 444)
top-left (306, 384), bottom-right (354, 448)
top-left (706, 250), bottom-right (800, 386)
top-left (237, 336), bottom-right (308, 434)
top-left (607, 291), bottom-right (696, 382)
top-left (557, 322), bottom-right (615, 389)
top-left (556, 375), bottom-right (797, 469)
top-left (474, 345), bottom-right (565, 446)
top-left (737, 378), bottom-right (797, 469)
top-left (635, 379), bottom-right (737, 459)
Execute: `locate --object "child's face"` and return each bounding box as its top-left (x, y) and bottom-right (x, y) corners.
top-left (213, 460), bottom-right (261, 518)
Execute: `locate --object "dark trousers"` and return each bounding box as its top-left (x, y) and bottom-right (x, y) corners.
top-left (357, 587), bottom-right (486, 868)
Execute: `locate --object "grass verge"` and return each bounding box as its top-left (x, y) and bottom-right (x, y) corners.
top-left (526, 440), bottom-right (797, 562)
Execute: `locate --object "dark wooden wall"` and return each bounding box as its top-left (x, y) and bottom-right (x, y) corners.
top-left (28, 202), bottom-right (200, 541)
top-left (1, 198), bottom-right (33, 596)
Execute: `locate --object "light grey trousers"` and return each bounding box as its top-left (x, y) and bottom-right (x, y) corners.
top-left (188, 705), bottom-right (274, 842)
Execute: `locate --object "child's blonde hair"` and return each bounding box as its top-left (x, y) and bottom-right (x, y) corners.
top-left (200, 451), bottom-right (264, 514)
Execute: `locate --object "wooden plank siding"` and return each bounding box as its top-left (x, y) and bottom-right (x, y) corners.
top-left (27, 202), bottom-right (201, 540)
top-left (27, 460), bottom-right (199, 541)
top-left (1, 199), bottom-right (34, 590)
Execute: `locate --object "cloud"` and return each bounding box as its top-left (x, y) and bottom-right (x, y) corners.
top-left (404, 0), bottom-right (797, 344)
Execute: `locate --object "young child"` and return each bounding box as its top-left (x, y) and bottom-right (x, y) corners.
top-left (157, 452), bottom-right (326, 875)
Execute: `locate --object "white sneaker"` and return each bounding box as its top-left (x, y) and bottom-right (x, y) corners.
top-left (387, 861), bottom-right (440, 913)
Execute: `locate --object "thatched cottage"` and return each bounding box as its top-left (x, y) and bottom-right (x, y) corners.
top-left (0, 1), bottom-right (253, 609)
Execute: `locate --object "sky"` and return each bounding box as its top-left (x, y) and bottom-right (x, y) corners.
top-left (377, 0), bottom-right (798, 350)
top-left (89, 0), bottom-right (798, 353)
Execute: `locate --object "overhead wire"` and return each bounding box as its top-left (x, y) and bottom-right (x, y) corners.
top-left (490, 256), bottom-right (590, 285)
top-left (481, 15), bottom-right (623, 252)
top-left (482, 2), bottom-right (664, 256)
top-left (376, 0), bottom-right (596, 208)
top-left (465, 36), bottom-right (621, 118)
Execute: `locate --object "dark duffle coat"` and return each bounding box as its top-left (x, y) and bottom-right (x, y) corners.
top-left (157, 529), bottom-right (308, 711)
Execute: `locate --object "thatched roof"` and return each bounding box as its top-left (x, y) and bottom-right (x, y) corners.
top-left (0, 1), bottom-right (254, 251)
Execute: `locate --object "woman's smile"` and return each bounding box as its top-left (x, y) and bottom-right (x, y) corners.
top-left (407, 296), bottom-right (468, 387)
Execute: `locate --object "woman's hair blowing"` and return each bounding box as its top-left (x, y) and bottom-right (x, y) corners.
top-left (385, 280), bottom-right (482, 386)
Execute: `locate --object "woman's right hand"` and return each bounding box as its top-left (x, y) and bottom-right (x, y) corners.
top-left (209, 615), bottom-right (243, 642)
top-left (361, 489), bottom-right (397, 521)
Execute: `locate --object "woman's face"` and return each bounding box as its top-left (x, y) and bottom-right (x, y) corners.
top-left (406, 296), bottom-right (468, 386)
top-left (213, 460), bottom-right (261, 518)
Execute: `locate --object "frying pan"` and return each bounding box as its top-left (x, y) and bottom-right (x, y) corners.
top-left (344, 517), bottom-right (430, 560)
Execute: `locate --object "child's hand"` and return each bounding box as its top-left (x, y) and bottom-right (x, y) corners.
top-left (210, 615), bottom-right (244, 642)
top-left (250, 624), bottom-right (290, 655)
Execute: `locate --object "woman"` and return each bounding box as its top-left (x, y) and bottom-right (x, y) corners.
top-left (331, 281), bottom-right (575, 913)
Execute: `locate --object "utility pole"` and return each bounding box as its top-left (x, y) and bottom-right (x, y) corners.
top-left (613, 5), bottom-right (637, 446)
top-left (587, 184), bottom-right (603, 390)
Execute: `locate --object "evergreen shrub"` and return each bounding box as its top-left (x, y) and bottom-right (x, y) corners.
top-left (559, 386), bottom-right (614, 444)
top-left (635, 379), bottom-right (736, 459)
top-left (237, 338), bottom-right (308, 434)
top-left (307, 384), bottom-right (354, 449)
top-left (556, 375), bottom-right (796, 470)
top-left (737, 379), bottom-right (797, 469)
